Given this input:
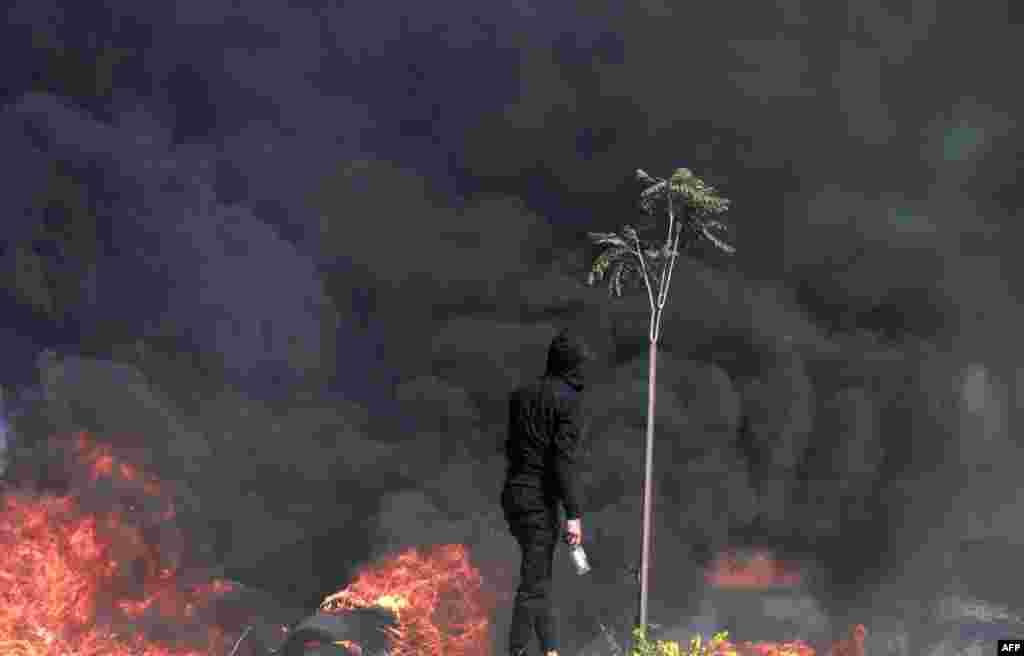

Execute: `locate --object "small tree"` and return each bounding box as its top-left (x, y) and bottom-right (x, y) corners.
top-left (586, 168), bottom-right (734, 639)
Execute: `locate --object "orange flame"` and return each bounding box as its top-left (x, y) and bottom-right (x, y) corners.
top-left (75, 432), bottom-right (166, 501)
top-left (705, 549), bottom-right (802, 589)
top-left (823, 624), bottom-right (865, 656)
top-left (0, 432), bottom-right (240, 655)
top-left (321, 543), bottom-right (494, 656)
top-left (692, 624), bottom-right (863, 656)
top-left (336, 639), bottom-right (362, 655)
top-left (707, 639), bottom-right (817, 656)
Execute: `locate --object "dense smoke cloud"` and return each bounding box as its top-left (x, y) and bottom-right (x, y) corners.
top-left (1, 0), bottom-right (1023, 651)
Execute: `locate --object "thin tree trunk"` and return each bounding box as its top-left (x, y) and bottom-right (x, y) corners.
top-left (637, 337), bottom-right (658, 637)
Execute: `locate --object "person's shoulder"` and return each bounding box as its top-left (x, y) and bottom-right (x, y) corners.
top-left (548, 376), bottom-right (583, 404)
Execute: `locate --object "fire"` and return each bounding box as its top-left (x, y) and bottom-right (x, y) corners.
top-left (0, 432), bottom-right (240, 655)
top-left (676, 624), bottom-right (864, 656)
top-left (375, 594), bottom-right (410, 613)
top-left (75, 432), bottom-right (168, 505)
top-left (705, 549), bottom-right (802, 589)
top-left (822, 624), bottom-right (865, 656)
top-left (706, 638), bottom-right (817, 656)
top-left (320, 543), bottom-right (494, 656)
top-left (698, 551), bottom-right (867, 656)
top-left (335, 640), bottom-right (361, 655)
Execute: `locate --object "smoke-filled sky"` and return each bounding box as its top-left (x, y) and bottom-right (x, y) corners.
top-left (1, 0), bottom-right (1022, 649)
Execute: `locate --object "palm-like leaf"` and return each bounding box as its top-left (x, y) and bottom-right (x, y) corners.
top-left (589, 166), bottom-right (735, 297)
top-left (587, 242), bottom-right (631, 283)
top-left (636, 168), bottom-right (735, 254)
top-left (635, 169), bottom-right (659, 186)
top-left (587, 233), bottom-right (642, 297)
top-left (697, 222), bottom-right (735, 254)
top-left (668, 167), bottom-right (731, 214)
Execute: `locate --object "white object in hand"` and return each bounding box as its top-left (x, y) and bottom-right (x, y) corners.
top-left (569, 544), bottom-right (591, 575)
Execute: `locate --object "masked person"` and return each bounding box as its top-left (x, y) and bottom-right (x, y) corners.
top-left (502, 328), bottom-right (592, 656)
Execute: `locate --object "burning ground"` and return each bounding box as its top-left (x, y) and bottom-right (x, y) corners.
top-left (0, 442), bottom-right (873, 656)
top-left (0, 432), bottom-right (247, 655)
top-left (0, 431), bottom-right (498, 656)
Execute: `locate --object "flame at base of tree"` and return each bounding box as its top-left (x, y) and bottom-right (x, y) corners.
top-left (706, 639), bottom-right (817, 656)
top-left (635, 624), bottom-right (866, 656)
top-left (635, 631), bottom-right (822, 656)
top-left (320, 544), bottom-right (494, 656)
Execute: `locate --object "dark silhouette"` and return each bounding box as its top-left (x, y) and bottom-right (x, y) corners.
top-left (501, 329), bottom-right (591, 656)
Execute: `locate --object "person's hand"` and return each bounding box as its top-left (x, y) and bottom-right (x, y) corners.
top-left (565, 518), bottom-right (582, 546)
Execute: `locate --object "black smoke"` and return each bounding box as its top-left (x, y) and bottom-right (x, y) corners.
top-left (1, 0), bottom-right (1023, 651)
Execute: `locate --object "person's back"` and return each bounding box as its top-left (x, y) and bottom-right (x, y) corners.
top-left (501, 328), bottom-right (591, 656)
top-left (505, 375), bottom-right (581, 502)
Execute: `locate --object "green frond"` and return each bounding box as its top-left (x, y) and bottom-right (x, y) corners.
top-left (663, 167), bottom-right (731, 214)
top-left (588, 251), bottom-right (612, 283)
top-left (669, 167), bottom-right (697, 185)
top-left (638, 167), bottom-right (731, 216)
top-left (587, 244), bottom-right (635, 286)
top-left (589, 165), bottom-right (735, 292)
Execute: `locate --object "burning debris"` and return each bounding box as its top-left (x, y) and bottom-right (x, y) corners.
top-left (630, 625), bottom-right (868, 656)
top-left (824, 625), bottom-right (865, 656)
top-left (704, 550), bottom-right (803, 591)
top-left (319, 544), bottom-right (494, 656)
top-left (628, 623), bottom-right (849, 656)
top-left (3, 431), bottom-right (500, 656)
top-left (278, 610), bottom-right (397, 656)
top-left (0, 431), bottom-right (249, 656)
top-left (699, 637), bottom-right (818, 656)
top-left (617, 549), bottom-right (867, 656)
top-left (693, 549), bottom-right (821, 655)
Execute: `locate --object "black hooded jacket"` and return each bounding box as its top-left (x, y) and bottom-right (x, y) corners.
top-left (503, 329), bottom-right (589, 520)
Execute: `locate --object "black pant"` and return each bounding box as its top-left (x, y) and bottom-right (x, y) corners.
top-left (502, 485), bottom-right (561, 654)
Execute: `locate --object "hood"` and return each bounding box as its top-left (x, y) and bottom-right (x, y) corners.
top-left (544, 329), bottom-right (592, 391)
